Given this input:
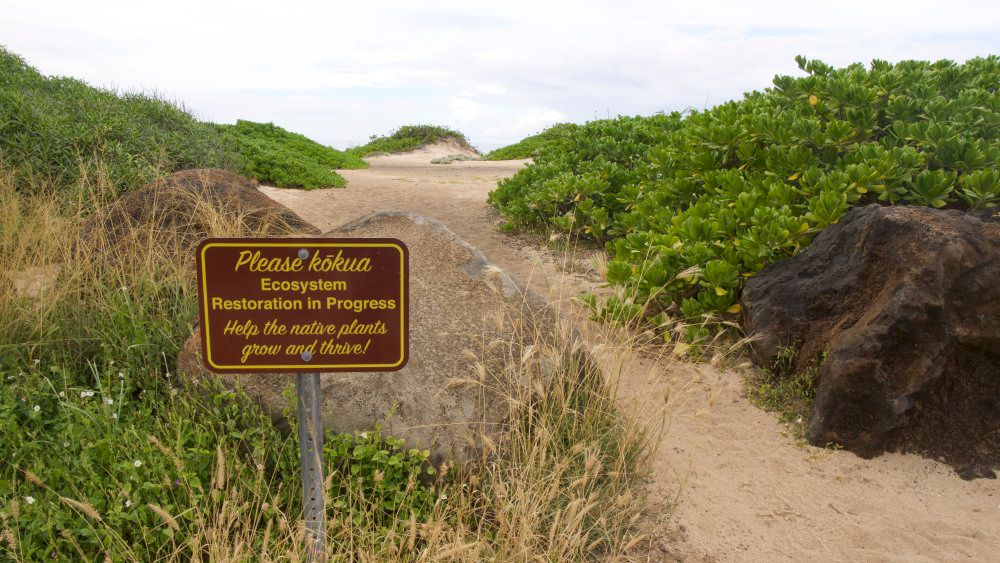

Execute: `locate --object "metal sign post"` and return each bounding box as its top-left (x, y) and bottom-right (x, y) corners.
top-left (296, 372), bottom-right (326, 561)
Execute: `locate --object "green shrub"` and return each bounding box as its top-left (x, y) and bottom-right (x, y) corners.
top-left (485, 123), bottom-right (578, 160)
top-left (349, 125), bottom-right (474, 157)
top-left (0, 366), bottom-right (444, 560)
top-left (219, 120), bottom-right (366, 189)
top-left (489, 113), bottom-right (684, 238)
top-left (0, 47), bottom-right (358, 197)
top-left (490, 56), bottom-right (1000, 339)
top-left (744, 347), bottom-right (822, 435)
top-left (430, 154), bottom-right (482, 164)
top-left (0, 46), bottom-right (239, 198)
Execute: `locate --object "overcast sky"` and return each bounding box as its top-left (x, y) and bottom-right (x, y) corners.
top-left (3, 1), bottom-right (998, 150)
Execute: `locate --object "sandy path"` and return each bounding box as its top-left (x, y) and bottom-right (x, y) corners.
top-left (261, 145), bottom-right (604, 303)
top-left (261, 144), bottom-right (1000, 562)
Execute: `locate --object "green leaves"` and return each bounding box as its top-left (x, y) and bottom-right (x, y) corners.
top-left (489, 55), bottom-right (999, 343)
top-left (805, 190), bottom-right (849, 228)
top-left (904, 169), bottom-right (957, 207)
top-left (958, 169), bottom-right (1000, 209)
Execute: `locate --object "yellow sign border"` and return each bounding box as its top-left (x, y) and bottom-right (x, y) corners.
top-left (199, 241), bottom-right (407, 371)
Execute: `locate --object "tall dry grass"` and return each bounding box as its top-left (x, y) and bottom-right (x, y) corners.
top-left (0, 161), bottom-right (666, 561)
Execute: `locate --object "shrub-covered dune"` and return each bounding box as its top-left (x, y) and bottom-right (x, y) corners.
top-left (219, 120), bottom-right (366, 189)
top-left (348, 124), bottom-right (476, 157)
top-left (486, 123), bottom-right (578, 160)
top-left (489, 56), bottom-right (1000, 344)
top-left (0, 47), bottom-right (237, 196)
top-left (0, 47), bottom-right (354, 195)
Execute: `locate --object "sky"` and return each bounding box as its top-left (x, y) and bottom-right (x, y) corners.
top-left (2, 1), bottom-right (998, 151)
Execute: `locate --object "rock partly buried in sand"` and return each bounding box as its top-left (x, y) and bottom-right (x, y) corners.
top-left (742, 204), bottom-right (1000, 476)
top-left (81, 169), bottom-right (319, 254)
top-left (179, 210), bottom-right (560, 462)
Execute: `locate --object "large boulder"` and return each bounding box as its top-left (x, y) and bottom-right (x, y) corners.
top-left (743, 204), bottom-right (1000, 476)
top-left (179, 211), bottom-right (559, 461)
top-left (82, 168), bottom-right (319, 253)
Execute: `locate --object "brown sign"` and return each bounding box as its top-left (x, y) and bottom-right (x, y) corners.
top-left (196, 238), bottom-right (408, 373)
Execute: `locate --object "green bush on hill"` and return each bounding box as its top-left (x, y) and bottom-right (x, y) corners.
top-left (348, 124), bottom-right (474, 157)
top-left (219, 120), bottom-right (367, 189)
top-left (0, 47), bottom-right (361, 196)
top-left (489, 56), bottom-right (1000, 345)
top-left (0, 46), bottom-right (238, 197)
top-left (489, 114), bottom-right (684, 239)
top-left (485, 123), bottom-right (578, 160)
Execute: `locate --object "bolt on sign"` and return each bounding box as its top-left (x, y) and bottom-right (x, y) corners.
top-left (196, 238), bottom-right (409, 373)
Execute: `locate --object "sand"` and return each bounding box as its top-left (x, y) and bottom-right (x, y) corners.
top-left (261, 143), bottom-right (1000, 562)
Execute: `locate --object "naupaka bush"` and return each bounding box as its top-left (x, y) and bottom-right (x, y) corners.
top-left (489, 56), bottom-right (1000, 345)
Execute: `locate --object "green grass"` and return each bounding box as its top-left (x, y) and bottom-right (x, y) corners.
top-left (219, 120), bottom-right (367, 189)
top-left (485, 123), bottom-right (577, 160)
top-left (0, 47), bottom-right (359, 196)
top-left (430, 154), bottom-right (482, 164)
top-left (348, 125), bottom-right (475, 157)
top-left (0, 46), bottom-right (238, 198)
top-left (489, 56), bottom-right (1000, 344)
top-left (743, 347), bottom-right (825, 441)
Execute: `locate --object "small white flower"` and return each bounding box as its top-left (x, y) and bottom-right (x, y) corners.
top-left (106, 399), bottom-right (114, 405)
top-left (120, 286), bottom-right (127, 292)
top-left (80, 390), bottom-right (95, 398)
top-left (118, 371), bottom-right (124, 379)
top-left (112, 413), bottom-right (118, 419)
top-left (125, 499), bottom-right (132, 508)
top-left (109, 360), bottom-right (114, 366)
top-left (133, 460), bottom-right (142, 468)
top-left (440, 494), bottom-right (448, 500)
top-left (33, 359), bottom-right (40, 366)
top-left (359, 432), bottom-right (368, 439)
top-left (32, 405), bottom-right (40, 412)
top-left (25, 496), bottom-right (35, 504)
top-left (58, 391), bottom-right (65, 398)
top-left (5, 376), bottom-right (12, 381)
top-left (63, 442), bottom-right (69, 448)
top-left (796, 416), bottom-right (804, 424)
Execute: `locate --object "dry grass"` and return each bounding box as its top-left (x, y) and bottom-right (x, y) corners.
top-left (1, 161), bottom-right (667, 561)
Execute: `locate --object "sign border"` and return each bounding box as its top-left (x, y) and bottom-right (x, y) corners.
top-left (195, 237), bottom-right (409, 373)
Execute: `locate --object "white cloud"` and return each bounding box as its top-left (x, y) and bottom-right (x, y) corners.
top-left (1, 0), bottom-right (997, 149)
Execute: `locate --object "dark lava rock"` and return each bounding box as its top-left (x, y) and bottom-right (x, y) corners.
top-left (742, 204), bottom-right (1000, 473)
top-left (81, 168), bottom-right (318, 253)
